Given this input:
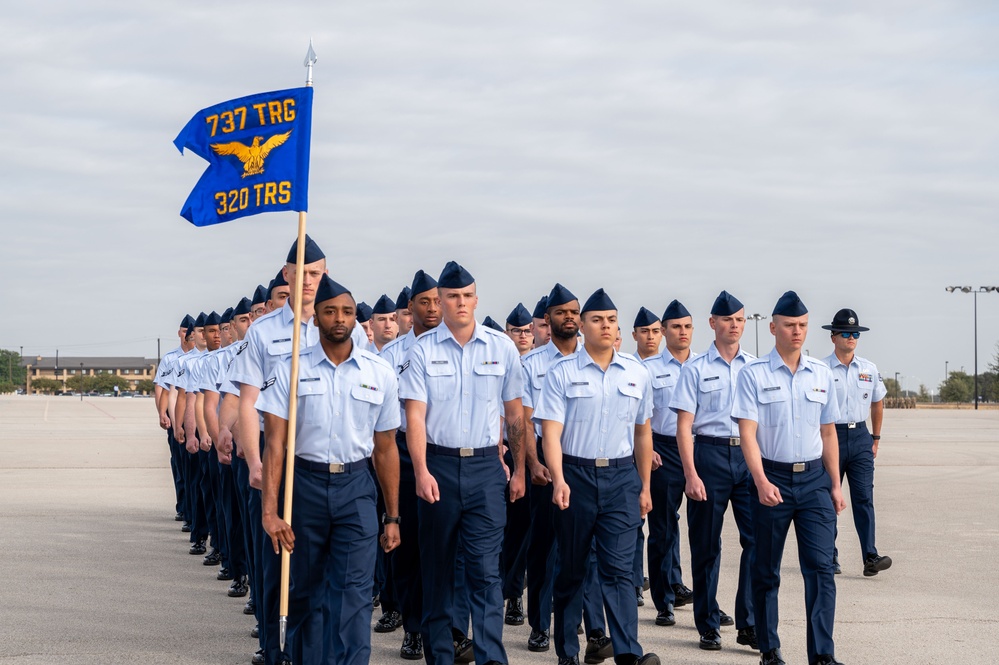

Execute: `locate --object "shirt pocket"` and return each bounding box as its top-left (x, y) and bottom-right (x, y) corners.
top-left (804, 389), bottom-right (828, 426)
top-left (758, 387), bottom-right (788, 428)
top-left (617, 382), bottom-right (643, 422)
top-left (566, 382), bottom-right (597, 422)
top-left (697, 378), bottom-right (723, 411)
top-left (267, 339), bottom-right (294, 358)
top-left (473, 362), bottom-right (506, 401)
top-left (651, 374), bottom-right (676, 409)
top-left (297, 378), bottom-right (327, 425)
top-left (426, 361), bottom-right (458, 401)
top-left (349, 384), bottom-right (386, 430)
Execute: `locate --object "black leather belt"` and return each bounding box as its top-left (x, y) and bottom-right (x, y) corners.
top-left (652, 433), bottom-right (678, 446)
top-left (762, 458), bottom-right (823, 473)
top-left (427, 443), bottom-right (498, 458)
top-left (562, 454), bottom-right (633, 468)
top-left (294, 456), bottom-right (369, 474)
top-left (695, 434), bottom-right (741, 447)
top-left (835, 422), bottom-right (867, 431)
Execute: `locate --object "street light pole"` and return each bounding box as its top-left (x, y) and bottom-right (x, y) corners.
top-left (80, 363), bottom-right (84, 402)
top-left (894, 371), bottom-right (901, 399)
top-left (748, 314), bottom-right (767, 357)
top-left (946, 286), bottom-right (998, 410)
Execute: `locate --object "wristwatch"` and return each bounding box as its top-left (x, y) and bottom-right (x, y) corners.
top-left (382, 513), bottom-right (401, 525)
top-left (872, 435), bottom-right (881, 441)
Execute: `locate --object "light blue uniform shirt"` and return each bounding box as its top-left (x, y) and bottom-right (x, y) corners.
top-left (187, 349), bottom-right (218, 394)
top-left (220, 340), bottom-right (248, 397)
top-left (521, 338), bottom-right (583, 438)
top-left (643, 350), bottom-right (697, 437)
top-left (669, 342), bottom-right (754, 438)
top-left (378, 329), bottom-right (418, 432)
top-left (399, 323), bottom-right (524, 449)
top-left (532, 346), bottom-right (653, 460)
top-left (820, 353), bottom-right (887, 424)
top-left (732, 349), bottom-right (840, 463)
top-left (154, 347), bottom-right (182, 389)
top-left (171, 348), bottom-right (204, 392)
top-left (256, 343), bottom-right (400, 464)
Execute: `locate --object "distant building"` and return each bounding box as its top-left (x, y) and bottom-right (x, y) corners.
top-left (20, 356), bottom-right (157, 395)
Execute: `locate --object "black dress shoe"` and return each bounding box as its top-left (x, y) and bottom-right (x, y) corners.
top-left (453, 636), bottom-right (474, 663)
top-left (719, 611), bottom-right (734, 627)
top-left (811, 655), bottom-right (843, 665)
top-left (250, 624), bottom-right (259, 639)
top-left (217, 567), bottom-right (233, 581)
top-left (642, 576), bottom-right (650, 592)
top-left (864, 554), bottom-right (892, 577)
top-left (528, 629), bottom-right (550, 652)
top-left (505, 596), bottom-right (525, 625)
top-left (737, 626), bottom-right (758, 649)
top-left (636, 589), bottom-right (644, 607)
top-left (372, 593), bottom-right (380, 609)
top-left (251, 649), bottom-right (265, 665)
top-left (203, 549), bottom-right (222, 566)
top-left (558, 657), bottom-right (579, 665)
top-left (228, 576), bottom-right (249, 597)
top-left (577, 623), bottom-right (584, 635)
top-left (760, 648), bottom-right (786, 665)
top-left (655, 604), bottom-right (675, 626)
top-left (174, 512), bottom-right (185, 521)
top-left (671, 583), bottom-right (693, 607)
top-left (699, 629), bottom-right (721, 650)
top-left (833, 555), bottom-right (842, 574)
top-left (636, 655), bottom-right (661, 665)
top-left (189, 539), bottom-right (207, 555)
top-left (243, 599), bottom-right (255, 615)
top-left (181, 523), bottom-right (192, 533)
top-left (583, 634), bottom-right (613, 663)
top-left (400, 631), bottom-right (423, 660)
top-left (374, 610), bottom-right (403, 633)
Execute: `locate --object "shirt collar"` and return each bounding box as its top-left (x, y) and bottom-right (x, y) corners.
top-left (706, 341), bottom-right (749, 364)
top-left (280, 301), bottom-right (313, 326)
top-left (767, 347), bottom-right (814, 374)
top-left (576, 345), bottom-right (627, 371)
top-left (436, 322), bottom-right (487, 347)
top-left (308, 340), bottom-right (362, 370)
top-left (544, 337), bottom-right (580, 359)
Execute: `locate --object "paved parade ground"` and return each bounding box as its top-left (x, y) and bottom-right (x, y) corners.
top-left (0, 395), bottom-right (996, 664)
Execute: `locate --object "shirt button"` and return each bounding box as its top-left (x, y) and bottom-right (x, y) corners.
top-left (335, 390), bottom-right (340, 395)
top-left (335, 412), bottom-right (340, 416)
top-left (463, 429), bottom-right (468, 433)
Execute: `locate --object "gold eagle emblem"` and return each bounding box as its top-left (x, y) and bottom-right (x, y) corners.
top-left (210, 130), bottom-right (292, 178)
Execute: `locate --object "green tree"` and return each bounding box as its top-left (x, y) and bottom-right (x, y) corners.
top-left (66, 374), bottom-right (95, 393)
top-left (30, 378), bottom-right (63, 394)
top-left (136, 379), bottom-right (155, 394)
top-left (939, 371), bottom-right (974, 403)
top-left (0, 349), bottom-right (26, 387)
top-left (980, 371), bottom-right (999, 403)
top-left (883, 377), bottom-right (900, 398)
top-left (917, 384), bottom-right (930, 403)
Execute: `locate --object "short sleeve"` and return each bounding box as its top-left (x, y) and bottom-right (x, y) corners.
top-left (731, 367), bottom-right (760, 423)
top-left (228, 326), bottom-right (266, 389)
top-left (398, 341), bottom-right (428, 404)
top-left (636, 372), bottom-right (653, 425)
top-left (819, 371), bottom-right (840, 425)
top-left (374, 368), bottom-right (402, 433)
top-left (669, 362), bottom-right (699, 414)
top-left (255, 360), bottom-right (290, 420)
top-left (872, 366), bottom-right (887, 403)
top-left (521, 361), bottom-right (534, 409)
top-left (502, 343), bottom-right (526, 403)
top-left (532, 363), bottom-right (567, 426)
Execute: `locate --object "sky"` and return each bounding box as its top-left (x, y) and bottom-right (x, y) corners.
top-left (2, 1), bottom-right (998, 395)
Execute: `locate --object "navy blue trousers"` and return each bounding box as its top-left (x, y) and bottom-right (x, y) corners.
top-left (553, 463), bottom-right (642, 661)
top-left (167, 428), bottom-right (186, 517)
top-left (373, 479), bottom-right (398, 613)
top-left (219, 457), bottom-right (247, 577)
top-left (687, 442), bottom-right (755, 633)
top-left (233, 453), bottom-right (261, 651)
top-left (751, 463), bottom-right (838, 663)
top-left (647, 435), bottom-right (685, 611)
top-left (186, 444), bottom-right (209, 542)
top-left (501, 446), bottom-right (531, 601)
top-left (288, 464), bottom-right (378, 665)
top-left (258, 433), bottom-right (288, 665)
top-left (835, 424), bottom-right (878, 562)
top-left (418, 451), bottom-right (507, 665)
top-left (391, 431), bottom-right (424, 635)
top-left (203, 445), bottom-right (224, 557)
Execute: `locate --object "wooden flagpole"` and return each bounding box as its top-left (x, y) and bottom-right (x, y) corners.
top-left (279, 39), bottom-right (317, 653)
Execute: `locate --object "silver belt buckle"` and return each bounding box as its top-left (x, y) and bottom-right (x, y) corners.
top-left (792, 462), bottom-right (805, 473)
top-left (328, 463), bottom-right (345, 474)
top-left (595, 458), bottom-right (609, 468)
top-left (459, 448), bottom-right (474, 457)
top-left (847, 422), bottom-right (857, 429)
top-left (729, 437), bottom-right (741, 446)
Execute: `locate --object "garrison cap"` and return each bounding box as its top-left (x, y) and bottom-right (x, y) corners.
top-left (396, 287), bottom-right (412, 310)
top-left (438, 261), bottom-right (474, 289)
top-left (251, 285), bottom-right (267, 306)
top-left (711, 290), bottom-right (744, 316)
top-left (772, 291), bottom-right (808, 317)
top-left (532, 296), bottom-right (549, 319)
top-left (546, 283), bottom-right (578, 310)
top-left (180, 314), bottom-right (195, 329)
top-left (233, 298), bottom-right (253, 316)
top-left (662, 299), bottom-right (691, 322)
top-left (822, 308), bottom-right (869, 333)
top-left (204, 311), bottom-right (222, 327)
top-left (220, 308), bottom-right (234, 324)
top-left (581, 288), bottom-right (616, 314)
top-left (372, 294), bottom-right (397, 315)
top-left (410, 270), bottom-right (438, 298)
top-left (356, 302), bottom-right (373, 324)
top-left (194, 312), bottom-right (207, 328)
top-left (286, 234), bottom-right (325, 264)
top-left (314, 274), bottom-right (351, 306)
top-left (633, 307), bottom-right (660, 328)
top-left (482, 316), bottom-right (504, 332)
top-left (506, 303), bottom-right (533, 327)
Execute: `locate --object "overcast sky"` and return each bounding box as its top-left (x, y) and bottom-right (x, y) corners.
top-left (2, 1), bottom-right (997, 394)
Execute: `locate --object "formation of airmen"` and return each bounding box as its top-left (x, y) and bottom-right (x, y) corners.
top-left (153, 235), bottom-right (892, 665)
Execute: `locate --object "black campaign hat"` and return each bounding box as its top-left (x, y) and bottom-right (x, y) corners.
top-left (822, 308), bottom-right (869, 333)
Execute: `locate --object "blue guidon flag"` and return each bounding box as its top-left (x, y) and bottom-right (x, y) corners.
top-left (174, 87), bottom-right (313, 226)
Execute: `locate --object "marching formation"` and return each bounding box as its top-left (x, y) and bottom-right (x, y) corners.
top-left (153, 235), bottom-right (891, 665)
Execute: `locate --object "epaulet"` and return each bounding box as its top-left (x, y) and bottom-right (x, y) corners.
top-left (618, 353), bottom-right (644, 368)
top-left (356, 348), bottom-right (394, 370)
top-left (381, 335), bottom-right (406, 353)
top-left (548, 352), bottom-right (577, 370)
top-left (522, 345), bottom-right (547, 362)
top-left (480, 326), bottom-right (508, 339)
top-left (414, 328), bottom-right (434, 340)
